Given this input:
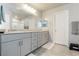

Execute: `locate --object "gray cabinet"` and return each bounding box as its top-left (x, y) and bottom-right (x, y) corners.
top-left (42, 31), bottom-right (49, 44)
top-left (21, 38), bottom-right (31, 56)
top-left (37, 32), bottom-right (43, 47)
top-left (1, 33), bottom-right (32, 56)
top-left (31, 32), bottom-right (38, 51)
top-left (0, 31), bottom-right (49, 56)
top-left (1, 40), bottom-right (20, 56)
top-left (37, 31), bottom-right (49, 47)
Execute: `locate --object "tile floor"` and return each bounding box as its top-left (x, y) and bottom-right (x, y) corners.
top-left (28, 43), bottom-right (79, 56)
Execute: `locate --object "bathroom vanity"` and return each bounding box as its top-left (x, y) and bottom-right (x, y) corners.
top-left (0, 30), bottom-right (49, 56)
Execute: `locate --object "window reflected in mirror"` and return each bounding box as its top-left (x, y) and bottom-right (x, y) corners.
top-left (36, 20), bottom-right (48, 28)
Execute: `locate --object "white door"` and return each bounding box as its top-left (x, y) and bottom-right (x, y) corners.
top-left (54, 10), bottom-right (69, 46)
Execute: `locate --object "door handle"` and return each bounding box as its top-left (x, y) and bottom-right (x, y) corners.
top-left (19, 41), bottom-right (21, 46)
top-left (19, 40), bottom-right (23, 46)
top-left (21, 40), bottom-right (23, 46)
top-left (22, 40), bottom-right (23, 46)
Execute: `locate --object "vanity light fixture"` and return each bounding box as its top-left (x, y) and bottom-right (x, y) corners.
top-left (22, 4), bottom-right (37, 16)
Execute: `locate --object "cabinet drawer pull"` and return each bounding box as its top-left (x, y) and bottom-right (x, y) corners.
top-left (20, 40), bottom-right (23, 46)
top-left (19, 41), bottom-right (21, 46)
top-left (19, 41), bottom-right (23, 46)
top-left (21, 40), bottom-right (23, 46)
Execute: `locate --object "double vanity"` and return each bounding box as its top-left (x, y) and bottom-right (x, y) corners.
top-left (0, 30), bottom-right (49, 56)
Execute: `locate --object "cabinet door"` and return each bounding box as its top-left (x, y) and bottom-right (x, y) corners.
top-left (42, 31), bottom-right (49, 44)
top-left (32, 38), bottom-right (37, 51)
top-left (45, 32), bottom-right (49, 42)
top-left (37, 32), bottom-right (43, 47)
top-left (21, 38), bottom-right (31, 56)
top-left (31, 32), bottom-right (38, 51)
top-left (1, 41), bottom-right (20, 56)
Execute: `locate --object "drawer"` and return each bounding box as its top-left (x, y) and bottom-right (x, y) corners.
top-left (32, 37), bottom-right (37, 39)
top-left (32, 46), bottom-right (37, 51)
top-left (38, 36), bottom-right (42, 39)
top-left (32, 32), bottom-right (37, 39)
top-left (32, 43), bottom-right (37, 46)
top-left (32, 40), bottom-right (37, 44)
top-left (32, 45), bottom-right (37, 48)
top-left (37, 38), bottom-right (42, 42)
top-left (37, 32), bottom-right (42, 35)
top-left (32, 38), bottom-right (37, 41)
top-left (32, 44), bottom-right (37, 50)
top-left (32, 32), bottom-right (37, 36)
top-left (32, 38), bottom-right (37, 50)
top-left (25, 33), bottom-right (32, 38)
top-left (32, 39), bottom-right (37, 44)
top-left (1, 33), bottom-right (31, 43)
top-left (38, 40), bottom-right (44, 47)
top-left (38, 42), bottom-right (43, 47)
top-left (37, 33), bottom-right (42, 38)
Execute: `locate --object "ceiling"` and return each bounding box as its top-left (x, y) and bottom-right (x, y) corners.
top-left (4, 3), bottom-right (68, 20)
top-left (5, 4), bottom-right (33, 19)
top-left (28, 3), bottom-right (67, 11)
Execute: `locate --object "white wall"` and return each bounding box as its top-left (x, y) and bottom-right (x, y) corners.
top-left (43, 3), bottom-right (79, 44)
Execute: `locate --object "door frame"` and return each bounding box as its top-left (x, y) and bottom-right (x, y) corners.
top-left (53, 10), bottom-right (69, 47)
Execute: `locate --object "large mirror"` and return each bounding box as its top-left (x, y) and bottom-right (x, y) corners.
top-left (0, 3), bottom-right (48, 31)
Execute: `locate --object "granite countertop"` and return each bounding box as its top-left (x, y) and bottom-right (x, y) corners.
top-left (2, 29), bottom-right (49, 34)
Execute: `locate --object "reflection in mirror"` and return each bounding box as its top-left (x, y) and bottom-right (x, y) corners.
top-left (36, 19), bottom-right (48, 28)
top-left (11, 18), bottom-right (24, 31)
top-left (41, 20), bottom-right (48, 27)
